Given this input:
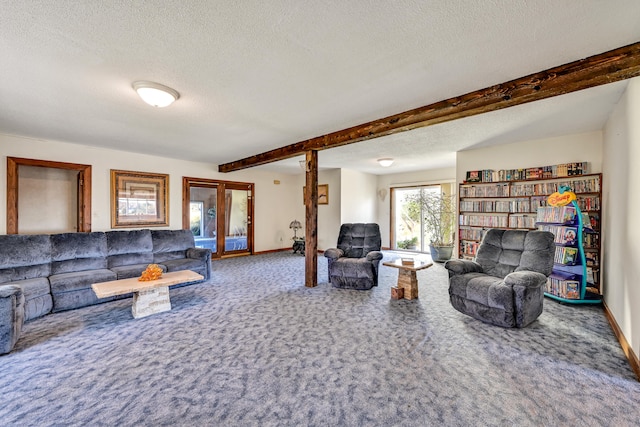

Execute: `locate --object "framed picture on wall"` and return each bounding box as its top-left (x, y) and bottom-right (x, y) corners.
top-left (303, 184), bottom-right (329, 205)
top-left (111, 169), bottom-right (169, 228)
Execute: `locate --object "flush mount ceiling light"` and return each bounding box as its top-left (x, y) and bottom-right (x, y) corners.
top-left (377, 158), bottom-right (394, 167)
top-left (132, 81), bottom-right (180, 107)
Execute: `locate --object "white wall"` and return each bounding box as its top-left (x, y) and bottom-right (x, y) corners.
top-left (319, 170), bottom-right (342, 250)
top-left (376, 167), bottom-right (456, 248)
top-left (603, 77), bottom-right (640, 358)
top-left (292, 168), bottom-right (342, 251)
top-left (291, 168), bottom-right (376, 250)
top-left (0, 133), bottom-right (298, 253)
top-left (456, 131), bottom-right (604, 183)
top-left (340, 168), bottom-right (377, 224)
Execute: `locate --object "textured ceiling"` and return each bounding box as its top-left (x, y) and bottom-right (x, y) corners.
top-left (1, 1), bottom-right (639, 175)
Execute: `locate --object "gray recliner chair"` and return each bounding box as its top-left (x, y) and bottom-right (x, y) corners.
top-left (324, 223), bottom-right (383, 290)
top-left (445, 229), bottom-right (555, 328)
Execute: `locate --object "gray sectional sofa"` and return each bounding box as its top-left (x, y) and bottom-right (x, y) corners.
top-left (0, 229), bottom-right (211, 354)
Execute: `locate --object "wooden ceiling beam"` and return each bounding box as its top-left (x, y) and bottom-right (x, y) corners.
top-left (219, 41), bottom-right (640, 173)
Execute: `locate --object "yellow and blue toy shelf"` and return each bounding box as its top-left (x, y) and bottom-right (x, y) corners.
top-left (536, 185), bottom-right (601, 304)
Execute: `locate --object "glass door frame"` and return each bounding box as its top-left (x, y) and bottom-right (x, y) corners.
top-left (389, 182), bottom-right (454, 253)
top-left (182, 177), bottom-right (254, 259)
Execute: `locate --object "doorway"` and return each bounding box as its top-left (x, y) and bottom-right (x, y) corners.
top-left (182, 177), bottom-right (253, 258)
top-left (391, 183), bottom-right (454, 253)
top-left (392, 185), bottom-right (441, 252)
top-left (6, 157), bottom-right (91, 234)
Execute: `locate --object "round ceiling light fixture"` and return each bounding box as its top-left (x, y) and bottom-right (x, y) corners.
top-left (132, 81), bottom-right (180, 107)
top-left (377, 158), bottom-right (394, 167)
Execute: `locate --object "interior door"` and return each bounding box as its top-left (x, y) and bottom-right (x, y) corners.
top-left (183, 177), bottom-right (253, 258)
top-left (223, 185), bottom-right (252, 254)
top-left (188, 183), bottom-right (219, 254)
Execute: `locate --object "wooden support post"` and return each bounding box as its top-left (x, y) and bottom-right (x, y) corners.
top-left (304, 150), bottom-right (318, 287)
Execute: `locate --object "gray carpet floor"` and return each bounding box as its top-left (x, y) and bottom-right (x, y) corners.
top-left (1, 252), bottom-right (639, 426)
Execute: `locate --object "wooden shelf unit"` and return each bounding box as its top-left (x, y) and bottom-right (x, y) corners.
top-left (458, 173), bottom-right (602, 295)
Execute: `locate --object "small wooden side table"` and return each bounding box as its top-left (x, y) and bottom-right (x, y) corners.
top-left (383, 258), bottom-right (433, 300)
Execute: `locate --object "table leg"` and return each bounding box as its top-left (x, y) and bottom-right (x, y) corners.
top-left (132, 286), bottom-right (171, 319)
top-left (397, 270), bottom-right (419, 300)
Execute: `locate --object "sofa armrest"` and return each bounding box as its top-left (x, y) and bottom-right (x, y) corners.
top-left (186, 247), bottom-right (211, 261)
top-left (444, 259), bottom-right (483, 276)
top-left (0, 285), bottom-right (25, 355)
top-left (0, 284), bottom-right (23, 299)
top-left (504, 271), bottom-right (547, 288)
top-left (324, 248), bottom-right (344, 260)
top-left (365, 251), bottom-right (383, 262)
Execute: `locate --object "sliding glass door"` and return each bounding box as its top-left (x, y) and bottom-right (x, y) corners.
top-left (392, 185), bottom-right (441, 252)
top-left (183, 177), bottom-right (253, 258)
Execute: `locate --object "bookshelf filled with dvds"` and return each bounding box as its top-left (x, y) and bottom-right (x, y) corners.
top-left (458, 171), bottom-right (602, 299)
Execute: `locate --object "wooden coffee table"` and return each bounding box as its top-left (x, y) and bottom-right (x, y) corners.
top-left (92, 270), bottom-right (203, 319)
top-left (383, 258), bottom-right (433, 300)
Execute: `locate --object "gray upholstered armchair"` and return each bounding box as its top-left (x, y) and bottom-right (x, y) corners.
top-left (445, 229), bottom-right (555, 328)
top-left (324, 223), bottom-right (383, 290)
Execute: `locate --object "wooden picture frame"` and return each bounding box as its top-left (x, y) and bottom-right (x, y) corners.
top-left (111, 169), bottom-right (169, 228)
top-left (303, 184), bottom-right (329, 205)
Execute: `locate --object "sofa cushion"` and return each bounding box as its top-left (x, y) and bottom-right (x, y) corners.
top-left (476, 229), bottom-right (524, 278)
top-left (50, 268), bottom-right (117, 313)
top-left (328, 257), bottom-right (377, 290)
top-left (161, 258), bottom-right (206, 275)
top-left (449, 272), bottom-right (512, 307)
top-left (5, 277), bottom-right (53, 322)
top-left (17, 277), bottom-right (51, 300)
top-left (0, 234), bottom-right (51, 284)
top-left (475, 229), bottom-right (556, 279)
top-left (336, 223), bottom-right (381, 258)
top-left (24, 294), bottom-right (53, 321)
top-left (329, 257), bottom-right (376, 279)
top-left (449, 271), bottom-right (518, 328)
top-left (49, 269), bottom-right (116, 294)
top-left (52, 289), bottom-right (117, 313)
top-left (0, 263), bottom-right (51, 285)
top-left (515, 231), bottom-right (556, 276)
top-left (106, 230), bottom-right (154, 268)
top-left (152, 230), bottom-right (196, 263)
top-left (110, 252), bottom-right (154, 269)
top-left (467, 275), bottom-right (512, 311)
top-left (110, 263), bottom-right (167, 280)
top-left (51, 232), bottom-right (108, 275)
